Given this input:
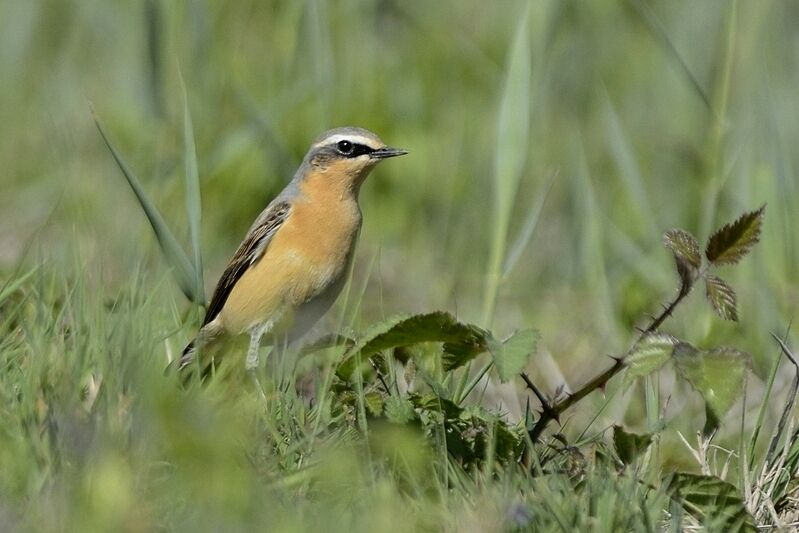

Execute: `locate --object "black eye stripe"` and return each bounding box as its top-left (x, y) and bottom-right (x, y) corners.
top-left (334, 141), bottom-right (374, 158)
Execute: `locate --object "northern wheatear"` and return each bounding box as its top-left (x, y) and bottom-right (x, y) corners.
top-left (179, 127), bottom-right (406, 376)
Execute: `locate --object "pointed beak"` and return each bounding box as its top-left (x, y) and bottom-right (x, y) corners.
top-left (370, 146), bottom-right (408, 160)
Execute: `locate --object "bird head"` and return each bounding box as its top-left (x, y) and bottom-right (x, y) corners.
top-left (301, 127), bottom-right (407, 193)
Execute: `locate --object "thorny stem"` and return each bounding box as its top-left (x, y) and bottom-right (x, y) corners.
top-left (526, 358), bottom-right (626, 442)
top-left (369, 357), bottom-right (392, 396)
top-left (642, 280), bottom-right (691, 335)
top-left (520, 373), bottom-right (559, 423)
top-left (524, 278), bottom-right (695, 443)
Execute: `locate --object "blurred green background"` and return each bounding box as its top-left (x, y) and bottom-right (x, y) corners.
top-left (1, 0), bottom-right (798, 530)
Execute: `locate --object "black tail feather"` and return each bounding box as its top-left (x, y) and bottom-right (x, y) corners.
top-left (178, 339), bottom-right (196, 370)
top-left (167, 338), bottom-right (216, 384)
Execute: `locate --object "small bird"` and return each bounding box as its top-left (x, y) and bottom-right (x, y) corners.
top-left (179, 127), bottom-right (407, 376)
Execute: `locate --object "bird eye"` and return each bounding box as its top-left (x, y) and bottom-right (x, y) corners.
top-left (337, 140), bottom-right (353, 154)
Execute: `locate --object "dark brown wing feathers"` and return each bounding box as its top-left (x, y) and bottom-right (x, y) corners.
top-left (201, 202), bottom-right (291, 326)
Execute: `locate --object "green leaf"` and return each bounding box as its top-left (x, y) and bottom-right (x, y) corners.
top-left (363, 391), bottom-right (384, 416)
top-left (336, 312), bottom-right (488, 380)
top-left (704, 275), bottom-right (738, 321)
top-left (663, 473), bottom-right (756, 532)
top-left (384, 396), bottom-right (416, 424)
top-left (663, 228), bottom-right (701, 290)
top-left (299, 334), bottom-right (355, 357)
top-left (92, 110), bottom-right (201, 304)
top-left (180, 74), bottom-right (205, 308)
top-left (493, 420), bottom-right (523, 462)
top-left (705, 205), bottom-right (765, 265)
top-left (486, 329), bottom-right (539, 382)
top-left (673, 343), bottom-right (751, 426)
top-left (443, 330), bottom-right (490, 371)
top-left (612, 425), bottom-right (653, 465)
top-left (664, 229), bottom-right (701, 269)
top-left (626, 332), bottom-right (678, 379)
top-left (409, 393), bottom-right (464, 420)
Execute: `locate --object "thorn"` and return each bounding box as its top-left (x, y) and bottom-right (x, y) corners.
top-left (634, 326), bottom-right (646, 334)
top-left (542, 403), bottom-right (559, 422)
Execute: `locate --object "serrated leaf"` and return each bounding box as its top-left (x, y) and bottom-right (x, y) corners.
top-left (384, 396), bottom-right (416, 424)
top-left (335, 312), bottom-right (488, 380)
top-left (363, 391), bottom-right (384, 416)
top-left (613, 425), bottom-right (653, 465)
top-left (626, 332), bottom-right (678, 379)
top-left (664, 228), bottom-right (701, 290)
top-left (664, 229), bottom-right (701, 269)
top-left (663, 473), bottom-right (756, 532)
top-left (443, 333), bottom-right (489, 371)
top-left (494, 420), bottom-right (523, 461)
top-left (704, 275), bottom-right (738, 321)
top-left (486, 329), bottom-right (539, 383)
top-left (409, 393), bottom-right (464, 420)
top-left (673, 343), bottom-right (751, 425)
top-left (705, 206), bottom-right (765, 265)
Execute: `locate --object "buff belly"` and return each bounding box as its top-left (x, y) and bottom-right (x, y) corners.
top-left (218, 194), bottom-right (361, 343)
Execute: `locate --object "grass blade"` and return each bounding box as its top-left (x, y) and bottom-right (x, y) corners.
top-left (629, 0), bottom-right (714, 115)
top-left (502, 170), bottom-right (557, 278)
top-left (747, 325), bottom-right (791, 469)
top-left (602, 89), bottom-right (658, 237)
top-left (481, 1), bottom-right (534, 326)
top-left (92, 107), bottom-right (201, 304)
top-left (180, 73), bottom-right (205, 310)
top-left (0, 266), bottom-right (37, 306)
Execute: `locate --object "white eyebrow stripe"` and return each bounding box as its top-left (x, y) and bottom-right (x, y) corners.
top-left (312, 134), bottom-right (384, 150)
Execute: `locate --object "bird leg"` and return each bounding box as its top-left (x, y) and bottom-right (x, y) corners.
top-left (245, 321), bottom-right (274, 403)
top-left (245, 320), bottom-right (272, 371)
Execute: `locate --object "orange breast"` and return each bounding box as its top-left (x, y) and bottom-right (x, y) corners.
top-left (220, 177), bottom-right (362, 334)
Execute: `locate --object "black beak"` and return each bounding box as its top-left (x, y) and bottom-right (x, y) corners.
top-left (370, 146), bottom-right (408, 159)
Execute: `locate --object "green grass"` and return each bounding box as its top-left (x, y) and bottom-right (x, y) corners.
top-left (2, 0), bottom-right (799, 530)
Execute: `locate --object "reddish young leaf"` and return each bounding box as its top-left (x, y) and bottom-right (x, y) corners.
top-left (705, 206), bottom-right (765, 265)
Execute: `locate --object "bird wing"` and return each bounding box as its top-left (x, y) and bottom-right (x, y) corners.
top-left (202, 201), bottom-right (292, 326)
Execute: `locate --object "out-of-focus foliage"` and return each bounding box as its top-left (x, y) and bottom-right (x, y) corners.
top-left (2, 0), bottom-right (799, 530)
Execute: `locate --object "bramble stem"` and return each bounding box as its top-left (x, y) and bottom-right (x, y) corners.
top-left (642, 283), bottom-right (691, 335)
top-left (524, 280), bottom-right (694, 443)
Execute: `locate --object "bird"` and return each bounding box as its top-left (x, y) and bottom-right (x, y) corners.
top-left (178, 126), bottom-right (407, 377)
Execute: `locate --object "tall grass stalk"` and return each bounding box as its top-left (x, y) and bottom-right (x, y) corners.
top-left (480, 1), bottom-right (533, 328)
top-left (457, 1), bottom-right (535, 403)
top-left (699, 0), bottom-right (739, 240)
top-left (180, 72), bottom-right (205, 313)
top-left (92, 109), bottom-right (202, 304)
